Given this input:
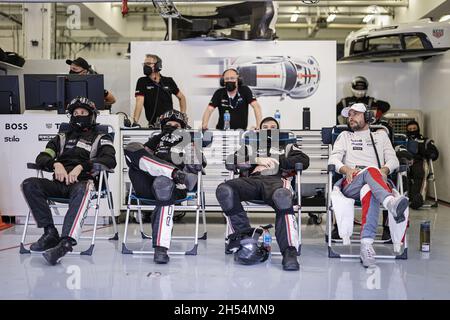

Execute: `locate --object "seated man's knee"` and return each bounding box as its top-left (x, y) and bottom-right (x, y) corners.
top-left (367, 167), bottom-right (382, 177)
top-left (21, 177), bottom-right (41, 195)
top-left (216, 183), bottom-right (236, 213)
top-left (152, 176), bottom-right (175, 202)
top-left (124, 142), bottom-right (147, 167)
top-left (272, 188), bottom-right (293, 211)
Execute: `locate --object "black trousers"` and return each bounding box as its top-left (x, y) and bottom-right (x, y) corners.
top-left (408, 159), bottom-right (427, 208)
top-left (21, 178), bottom-right (94, 245)
top-left (220, 175), bottom-right (298, 253)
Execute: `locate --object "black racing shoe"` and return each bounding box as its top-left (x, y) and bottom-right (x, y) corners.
top-left (381, 227), bottom-right (392, 243)
top-left (30, 230), bottom-right (60, 252)
top-left (42, 238), bottom-right (73, 266)
top-left (154, 246), bottom-right (170, 264)
top-left (331, 224), bottom-right (341, 240)
top-left (282, 246), bottom-right (300, 271)
top-left (173, 170), bottom-right (198, 191)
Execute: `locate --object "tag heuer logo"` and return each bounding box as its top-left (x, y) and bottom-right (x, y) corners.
top-left (45, 123), bottom-right (52, 129)
top-left (432, 29), bottom-right (444, 38)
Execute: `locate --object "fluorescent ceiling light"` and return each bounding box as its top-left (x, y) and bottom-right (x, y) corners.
top-left (327, 14), bottom-right (336, 23)
top-left (290, 13), bottom-right (299, 23)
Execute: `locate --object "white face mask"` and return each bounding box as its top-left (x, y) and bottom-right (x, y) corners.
top-left (352, 89), bottom-right (366, 99)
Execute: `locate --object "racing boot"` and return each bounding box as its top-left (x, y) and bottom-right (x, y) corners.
top-left (43, 237), bottom-right (73, 266)
top-left (30, 225), bottom-right (60, 252)
top-left (282, 246), bottom-right (300, 271)
top-left (154, 246), bottom-right (170, 264)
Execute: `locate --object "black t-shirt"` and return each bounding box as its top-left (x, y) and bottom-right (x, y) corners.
top-left (135, 75), bottom-right (180, 126)
top-left (209, 85), bottom-right (256, 130)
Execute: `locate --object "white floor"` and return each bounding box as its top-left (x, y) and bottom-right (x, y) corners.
top-left (1, 205), bottom-right (449, 300)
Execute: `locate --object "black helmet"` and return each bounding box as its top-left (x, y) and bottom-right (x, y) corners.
top-left (351, 76), bottom-right (369, 91)
top-left (158, 110), bottom-right (187, 129)
top-left (67, 96), bottom-right (98, 129)
top-left (67, 96), bottom-right (98, 116)
top-left (234, 237), bottom-right (270, 265)
top-left (233, 228), bottom-right (269, 265)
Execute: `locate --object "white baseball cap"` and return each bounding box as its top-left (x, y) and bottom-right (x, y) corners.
top-left (341, 103), bottom-right (367, 117)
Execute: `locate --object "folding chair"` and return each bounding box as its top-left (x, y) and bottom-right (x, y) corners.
top-left (20, 123), bottom-right (118, 256)
top-left (121, 130), bottom-right (208, 256)
top-left (322, 125), bottom-right (409, 260)
top-left (223, 131), bottom-right (304, 256)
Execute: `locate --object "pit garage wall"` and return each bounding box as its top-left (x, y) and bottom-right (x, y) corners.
top-left (419, 51), bottom-right (450, 203)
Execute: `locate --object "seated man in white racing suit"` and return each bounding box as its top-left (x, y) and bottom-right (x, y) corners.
top-left (216, 117), bottom-right (310, 271)
top-left (328, 103), bottom-right (408, 268)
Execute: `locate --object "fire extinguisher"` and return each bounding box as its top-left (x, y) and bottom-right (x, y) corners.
top-left (121, 0), bottom-right (129, 17)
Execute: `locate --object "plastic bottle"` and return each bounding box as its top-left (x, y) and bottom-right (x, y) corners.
top-left (224, 110), bottom-right (231, 130)
top-left (274, 109), bottom-right (281, 126)
top-left (262, 228), bottom-right (272, 252)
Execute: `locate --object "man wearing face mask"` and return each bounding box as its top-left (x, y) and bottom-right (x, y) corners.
top-left (132, 54), bottom-right (187, 128)
top-left (21, 97), bottom-right (117, 265)
top-left (124, 110), bottom-right (205, 264)
top-left (404, 120), bottom-right (439, 209)
top-left (66, 57), bottom-right (117, 109)
top-left (216, 117), bottom-right (309, 271)
top-left (336, 76), bottom-right (390, 125)
top-left (202, 68), bottom-right (262, 130)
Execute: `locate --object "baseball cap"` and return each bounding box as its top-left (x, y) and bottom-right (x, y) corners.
top-left (66, 57), bottom-right (91, 70)
top-left (341, 103), bottom-right (367, 117)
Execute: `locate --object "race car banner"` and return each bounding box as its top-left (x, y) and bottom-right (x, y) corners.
top-left (130, 40), bottom-right (336, 130)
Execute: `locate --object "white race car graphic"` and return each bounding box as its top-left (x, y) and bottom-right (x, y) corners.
top-left (226, 55), bottom-right (320, 99)
top-left (342, 20), bottom-right (450, 62)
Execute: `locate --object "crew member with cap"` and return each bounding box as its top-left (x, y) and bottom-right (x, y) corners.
top-left (21, 97), bottom-right (117, 265)
top-left (336, 76), bottom-right (390, 125)
top-left (66, 57), bottom-right (117, 109)
top-left (202, 68), bottom-right (262, 130)
top-left (216, 117), bottom-right (309, 271)
top-left (328, 103), bottom-right (408, 268)
top-left (132, 54), bottom-right (187, 128)
top-left (404, 120), bottom-right (439, 209)
top-left (124, 110), bottom-right (205, 264)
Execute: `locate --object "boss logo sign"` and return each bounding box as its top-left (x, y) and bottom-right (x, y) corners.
top-left (5, 123), bottom-right (28, 130)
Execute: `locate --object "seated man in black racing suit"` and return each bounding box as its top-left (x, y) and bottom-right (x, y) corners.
top-left (21, 97), bottom-right (117, 265)
top-left (124, 110), bottom-right (205, 264)
top-left (405, 120), bottom-right (439, 209)
top-left (216, 117), bottom-right (310, 271)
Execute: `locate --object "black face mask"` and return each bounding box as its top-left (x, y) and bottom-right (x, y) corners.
top-left (143, 65), bottom-right (153, 76)
top-left (407, 130), bottom-right (420, 139)
top-left (225, 82), bottom-right (236, 92)
top-left (69, 70), bottom-right (83, 74)
top-left (70, 115), bottom-right (93, 130)
top-left (162, 124), bottom-right (179, 134)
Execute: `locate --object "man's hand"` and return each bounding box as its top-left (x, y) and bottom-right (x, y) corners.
top-left (54, 162), bottom-right (68, 183)
top-left (67, 165), bottom-right (83, 185)
top-left (344, 167), bottom-right (360, 184)
top-left (255, 157), bottom-right (279, 168)
top-left (380, 167), bottom-right (390, 183)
